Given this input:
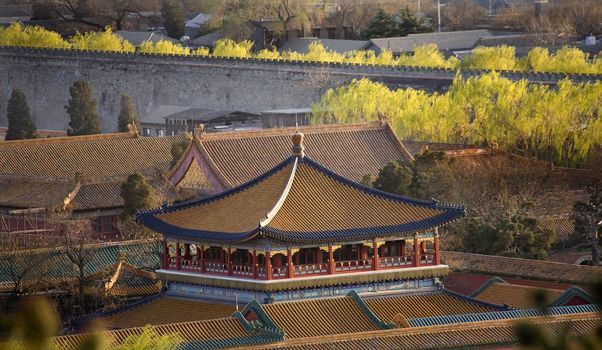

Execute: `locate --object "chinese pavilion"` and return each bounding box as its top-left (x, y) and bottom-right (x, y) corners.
top-left (137, 132), bottom-right (465, 303)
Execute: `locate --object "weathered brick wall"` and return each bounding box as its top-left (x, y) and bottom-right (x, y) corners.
top-left (1, 46), bottom-right (600, 132)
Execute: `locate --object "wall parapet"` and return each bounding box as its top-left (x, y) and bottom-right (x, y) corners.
top-left (1, 45), bottom-right (600, 84)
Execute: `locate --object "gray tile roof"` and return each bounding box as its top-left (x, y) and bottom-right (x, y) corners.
top-left (367, 30), bottom-right (492, 53)
top-left (115, 31), bottom-right (177, 46)
top-left (280, 38), bottom-right (369, 54)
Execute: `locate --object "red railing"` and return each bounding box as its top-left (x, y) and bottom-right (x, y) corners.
top-left (257, 266), bottom-right (267, 278)
top-left (293, 263), bottom-right (328, 276)
top-left (180, 258), bottom-right (201, 270)
top-left (232, 264), bottom-right (254, 276)
top-left (380, 255), bottom-right (412, 267)
top-left (335, 259), bottom-right (372, 271)
top-left (205, 261), bottom-right (227, 273)
top-left (272, 265), bottom-right (288, 278)
top-left (421, 253), bottom-right (434, 264)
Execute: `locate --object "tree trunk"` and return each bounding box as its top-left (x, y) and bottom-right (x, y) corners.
top-left (591, 220), bottom-right (600, 266)
top-left (78, 267), bottom-right (85, 313)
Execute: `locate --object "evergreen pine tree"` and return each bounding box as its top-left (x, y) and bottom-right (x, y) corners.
top-left (162, 0), bottom-right (185, 39)
top-left (65, 80), bottom-right (101, 136)
top-left (120, 173), bottom-right (157, 218)
top-left (5, 88), bottom-right (37, 140)
top-left (361, 9), bottom-right (397, 39)
top-left (117, 94), bottom-right (139, 132)
top-left (397, 7), bottom-right (432, 36)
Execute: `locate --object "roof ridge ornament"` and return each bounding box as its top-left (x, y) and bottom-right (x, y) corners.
top-left (291, 131), bottom-right (305, 158)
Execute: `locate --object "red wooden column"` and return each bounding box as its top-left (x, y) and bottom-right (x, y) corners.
top-left (163, 240), bottom-right (169, 269)
top-left (266, 251), bottom-right (273, 280)
top-left (413, 236), bottom-right (420, 267)
top-left (372, 241), bottom-right (380, 270)
top-left (200, 245), bottom-right (205, 273)
top-left (176, 241), bottom-right (181, 270)
top-left (328, 245), bottom-right (335, 274)
top-left (434, 234), bottom-right (440, 265)
top-left (287, 249), bottom-right (294, 278)
top-left (252, 250), bottom-right (258, 279)
top-left (400, 240), bottom-right (406, 256)
top-left (227, 247), bottom-right (232, 275)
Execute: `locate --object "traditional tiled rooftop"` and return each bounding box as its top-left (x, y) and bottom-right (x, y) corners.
top-left (364, 290), bottom-right (501, 322)
top-left (443, 251), bottom-right (602, 285)
top-left (142, 155), bottom-right (464, 243)
top-left (91, 295), bottom-right (236, 329)
top-left (260, 296), bottom-right (382, 339)
top-left (0, 131), bottom-right (190, 212)
top-left (174, 122), bottom-right (412, 188)
top-left (468, 277), bottom-right (594, 310)
top-left (0, 131), bottom-right (186, 180)
top-left (249, 313), bottom-right (600, 350)
top-left (58, 315), bottom-right (271, 350)
top-left (0, 177), bottom-right (76, 210)
top-left (474, 281), bottom-right (564, 309)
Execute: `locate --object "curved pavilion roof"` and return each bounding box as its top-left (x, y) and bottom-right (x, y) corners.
top-left (137, 135), bottom-right (465, 244)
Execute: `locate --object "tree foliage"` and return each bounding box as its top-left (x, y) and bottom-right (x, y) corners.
top-left (120, 173), bottom-right (157, 218)
top-left (2, 23), bottom-right (602, 74)
top-left (463, 216), bottom-right (555, 259)
top-left (396, 7), bottom-right (432, 36)
top-left (162, 0), bottom-right (185, 39)
top-left (139, 39), bottom-right (190, 55)
top-left (66, 80), bottom-right (101, 136)
top-left (5, 89), bottom-right (37, 141)
top-left (117, 94), bottom-right (139, 132)
top-left (373, 160), bottom-right (414, 196)
top-left (113, 325), bottom-right (181, 350)
top-left (0, 22), bottom-right (69, 49)
top-left (70, 26), bottom-right (135, 52)
top-left (361, 8), bottom-right (397, 39)
top-left (360, 6), bottom-right (432, 39)
top-left (212, 38), bottom-right (253, 58)
top-left (170, 138), bottom-right (190, 167)
top-left (312, 74), bottom-right (602, 167)
top-left (572, 188), bottom-right (602, 265)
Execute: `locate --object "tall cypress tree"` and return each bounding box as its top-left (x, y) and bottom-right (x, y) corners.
top-left (162, 0), bottom-right (185, 39)
top-left (65, 80), bottom-right (101, 136)
top-left (397, 7), bottom-right (433, 36)
top-left (117, 94), bottom-right (140, 132)
top-left (5, 89), bottom-right (37, 140)
top-left (361, 9), bottom-right (397, 39)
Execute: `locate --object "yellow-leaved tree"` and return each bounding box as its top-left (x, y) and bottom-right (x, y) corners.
top-left (70, 27), bottom-right (135, 52)
top-left (139, 40), bottom-right (190, 55)
top-left (312, 74), bottom-right (602, 167)
top-left (212, 38), bottom-right (253, 58)
top-left (0, 22), bottom-right (69, 49)
top-left (462, 46), bottom-right (517, 70)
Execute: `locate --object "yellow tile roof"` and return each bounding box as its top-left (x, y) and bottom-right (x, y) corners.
top-left (96, 296), bottom-right (236, 329)
top-left (443, 251), bottom-right (602, 285)
top-left (0, 132), bottom-right (186, 181)
top-left (145, 157), bottom-right (463, 243)
top-left (474, 282), bottom-right (564, 309)
top-left (0, 177), bottom-right (76, 209)
top-left (365, 291), bottom-right (496, 322)
top-left (195, 122), bottom-right (413, 185)
top-left (56, 317), bottom-right (248, 350)
top-left (262, 296), bottom-right (380, 339)
top-left (247, 313), bottom-right (601, 350)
